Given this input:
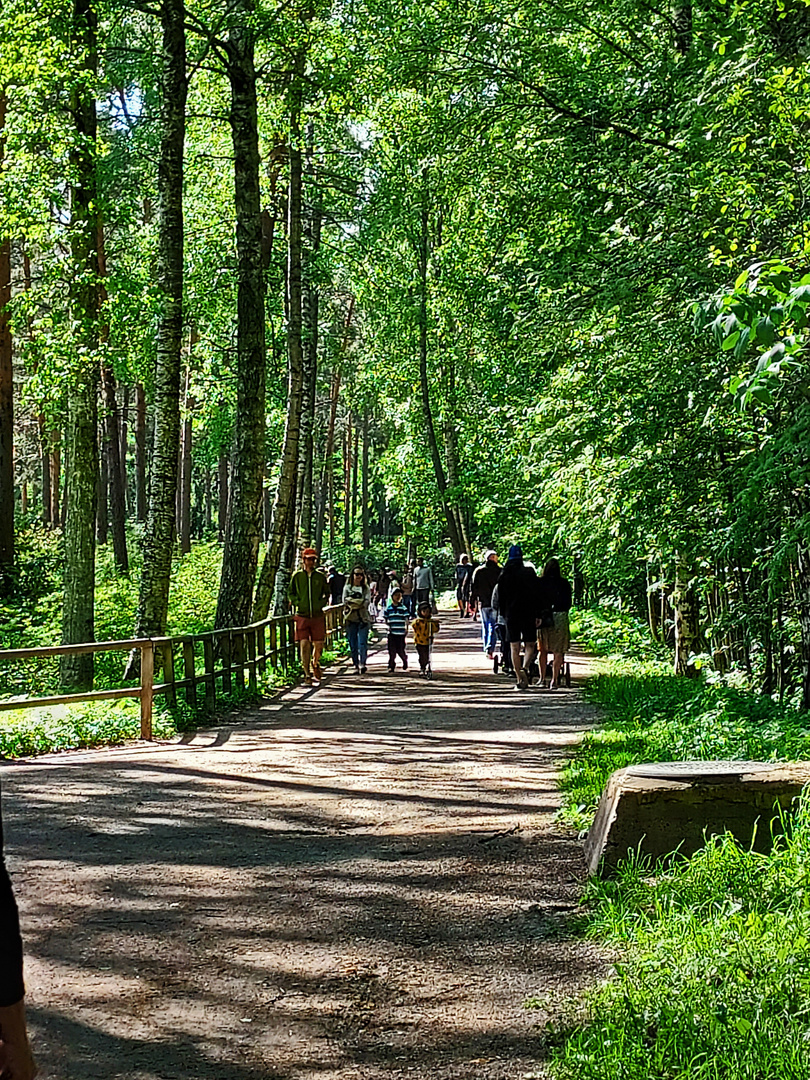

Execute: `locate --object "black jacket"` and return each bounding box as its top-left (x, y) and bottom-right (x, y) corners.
top-left (496, 559), bottom-right (540, 618)
top-left (470, 560), bottom-right (500, 608)
top-left (0, 783), bottom-right (25, 1007)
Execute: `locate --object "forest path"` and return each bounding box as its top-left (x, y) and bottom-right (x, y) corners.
top-left (2, 612), bottom-right (607, 1080)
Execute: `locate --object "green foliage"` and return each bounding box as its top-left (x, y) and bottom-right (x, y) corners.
top-left (0, 699), bottom-right (177, 758)
top-left (560, 608), bottom-right (810, 828)
top-left (545, 801), bottom-right (810, 1080)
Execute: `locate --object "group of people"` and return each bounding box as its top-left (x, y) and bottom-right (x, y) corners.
top-left (460, 546), bottom-right (572, 690)
top-left (286, 551), bottom-right (440, 680)
top-left (288, 545), bottom-right (572, 690)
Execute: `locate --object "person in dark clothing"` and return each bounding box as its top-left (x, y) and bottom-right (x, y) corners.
top-left (454, 555), bottom-right (473, 617)
top-left (327, 566), bottom-right (347, 606)
top-left (496, 544), bottom-right (542, 689)
top-left (470, 551), bottom-right (500, 657)
top-left (537, 558), bottom-right (573, 689)
top-left (0, 783), bottom-right (36, 1080)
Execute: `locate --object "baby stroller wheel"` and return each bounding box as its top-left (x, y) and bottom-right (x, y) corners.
top-left (426, 664), bottom-right (433, 680)
top-left (565, 662), bottom-right (571, 688)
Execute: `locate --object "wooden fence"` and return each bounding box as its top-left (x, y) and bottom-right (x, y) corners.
top-left (0, 605), bottom-right (344, 741)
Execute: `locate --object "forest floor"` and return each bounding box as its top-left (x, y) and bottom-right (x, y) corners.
top-left (2, 612), bottom-right (609, 1080)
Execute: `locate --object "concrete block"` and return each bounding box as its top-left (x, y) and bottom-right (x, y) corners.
top-left (583, 760), bottom-right (810, 876)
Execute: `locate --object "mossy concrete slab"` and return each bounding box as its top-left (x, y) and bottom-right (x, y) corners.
top-left (583, 760), bottom-right (810, 876)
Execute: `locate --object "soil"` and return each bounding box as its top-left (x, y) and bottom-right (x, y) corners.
top-left (2, 614), bottom-right (609, 1080)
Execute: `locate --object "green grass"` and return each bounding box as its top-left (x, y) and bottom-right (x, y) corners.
top-left (541, 605), bottom-right (810, 1080)
top-left (543, 805), bottom-right (810, 1080)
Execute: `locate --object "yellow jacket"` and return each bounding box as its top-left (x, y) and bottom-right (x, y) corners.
top-left (412, 617), bottom-right (440, 645)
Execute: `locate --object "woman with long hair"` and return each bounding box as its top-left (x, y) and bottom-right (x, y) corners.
top-left (342, 566), bottom-right (372, 674)
top-left (537, 558), bottom-right (573, 689)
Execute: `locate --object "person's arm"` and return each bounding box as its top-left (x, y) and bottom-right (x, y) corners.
top-left (287, 571), bottom-right (298, 613)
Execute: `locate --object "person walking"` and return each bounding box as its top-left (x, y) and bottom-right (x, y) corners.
top-left (411, 600), bottom-right (440, 675)
top-left (384, 587), bottom-right (410, 671)
top-left (413, 558), bottom-right (434, 608)
top-left (537, 558), bottom-right (573, 688)
top-left (0, 783), bottom-right (36, 1080)
top-left (342, 566), bottom-right (372, 674)
top-left (401, 564), bottom-right (416, 615)
top-left (470, 550), bottom-right (500, 658)
top-left (327, 566), bottom-right (346, 606)
top-left (287, 547), bottom-right (330, 686)
top-left (454, 554), bottom-right (473, 617)
top-left (496, 544), bottom-right (541, 689)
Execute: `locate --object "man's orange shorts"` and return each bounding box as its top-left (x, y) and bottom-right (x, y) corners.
top-left (294, 614), bottom-right (326, 642)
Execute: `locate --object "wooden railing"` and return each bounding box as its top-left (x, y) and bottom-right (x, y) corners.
top-left (0, 605), bottom-right (344, 741)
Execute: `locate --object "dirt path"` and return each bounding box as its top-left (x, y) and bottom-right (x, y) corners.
top-left (2, 614), bottom-right (606, 1080)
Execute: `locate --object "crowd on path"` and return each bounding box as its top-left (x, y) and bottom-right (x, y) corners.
top-left (286, 544), bottom-right (572, 690)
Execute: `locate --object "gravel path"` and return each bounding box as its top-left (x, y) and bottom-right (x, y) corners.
top-left (2, 613), bottom-right (607, 1080)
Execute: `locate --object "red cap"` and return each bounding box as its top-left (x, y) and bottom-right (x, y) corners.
top-left (302, 547), bottom-right (318, 558)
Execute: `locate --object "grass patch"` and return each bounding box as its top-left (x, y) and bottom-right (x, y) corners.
top-left (543, 802), bottom-right (810, 1080)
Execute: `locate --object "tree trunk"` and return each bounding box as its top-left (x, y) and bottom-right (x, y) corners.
top-left (253, 57), bottom-right (306, 619)
top-left (40, 417), bottom-right (51, 527)
top-left (672, 557), bottom-right (702, 677)
top-left (797, 545), bottom-right (810, 710)
top-left (179, 390), bottom-right (193, 554)
top-left (215, 2), bottom-right (267, 629)
top-left (50, 432), bottom-right (61, 527)
top-left (135, 382), bottom-right (146, 521)
top-left (61, 0), bottom-right (99, 688)
top-left (0, 94), bottom-right (13, 595)
top-left (97, 439), bottom-right (108, 545)
top-left (362, 410), bottom-right (370, 549)
top-left (297, 122), bottom-right (320, 548)
top-left (417, 177), bottom-right (462, 557)
top-left (343, 416), bottom-right (351, 546)
top-left (315, 369), bottom-right (340, 554)
top-left (130, 0), bottom-right (186, 647)
top-left (218, 453), bottom-right (229, 540)
top-left (119, 383), bottom-right (129, 511)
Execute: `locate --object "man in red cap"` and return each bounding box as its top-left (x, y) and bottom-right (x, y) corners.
top-left (287, 547), bottom-right (330, 685)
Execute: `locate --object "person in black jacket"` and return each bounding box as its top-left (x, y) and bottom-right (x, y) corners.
top-left (496, 545), bottom-right (542, 689)
top-left (470, 551), bottom-right (500, 658)
top-left (0, 784), bottom-right (36, 1079)
top-left (537, 558), bottom-right (573, 689)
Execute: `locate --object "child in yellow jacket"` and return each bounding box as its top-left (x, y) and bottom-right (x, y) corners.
top-left (411, 601), bottom-right (440, 675)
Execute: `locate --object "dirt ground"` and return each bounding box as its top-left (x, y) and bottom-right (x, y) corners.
top-left (2, 613), bottom-right (608, 1080)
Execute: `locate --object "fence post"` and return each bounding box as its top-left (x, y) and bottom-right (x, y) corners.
top-left (140, 641), bottom-right (154, 740)
top-left (247, 629), bottom-right (257, 694)
top-left (182, 637), bottom-right (197, 711)
top-left (202, 633), bottom-right (216, 713)
top-left (221, 632), bottom-right (233, 693)
top-left (160, 638), bottom-right (176, 707)
top-left (233, 631), bottom-right (246, 691)
top-left (257, 624), bottom-right (267, 677)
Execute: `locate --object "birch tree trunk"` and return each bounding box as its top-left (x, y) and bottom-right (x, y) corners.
top-left (215, 2), bottom-right (267, 629)
top-left (131, 0), bottom-right (186, 645)
top-left (0, 94), bottom-right (13, 595)
top-left (253, 54), bottom-right (306, 619)
top-left (362, 410), bottom-right (370, 549)
top-left (135, 382), bottom-right (146, 521)
top-left (60, 0), bottom-right (100, 687)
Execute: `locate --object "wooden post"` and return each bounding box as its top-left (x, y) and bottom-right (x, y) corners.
top-left (247, 628), bottom-right (257, 694)
top-left (221, 632), bottom-right (232, 692)
top-left (269, 620), bottom-right (277, 670)
top-left (182, 637), bottom-right (197, 710)
top-left (233, 630), bottom-right (245, 691)
top-left (257, 623), bottom-right (267, 676)
top-left (140, 640), bottom-right (153, 740)
top-left (161, 638), bottom-right (176, 706)
top-left (203, 633), bottom-right (216, 713)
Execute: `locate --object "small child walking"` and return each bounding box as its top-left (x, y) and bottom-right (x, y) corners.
top-left (411, 601), bottom-right (440, 675)
top-left (384, 588), bottom-right (410, 671)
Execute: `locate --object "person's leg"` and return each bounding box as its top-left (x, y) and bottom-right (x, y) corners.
top-left (552, 652), bottom-right (564, 687)
top-left (481, 607), bottom-right (495, 654)
top-left (416, 643), bottom-right (429, 671)
top-left (299, 638), bottom-right (312, 681)
top-left (358, 625), bottom-right (369, 670)
top-left (510, 641), bottom-right (523, 682)
top-left (523, 638), bottom-right (537, 682)
top-left (311, 639), bottom-right (325, 680)
top-left (396, 635), bottom-right (408, 668)
top-left (346, 622), bottom-right (359, 669)
top-left (387, 635), bottom-right (396, 670)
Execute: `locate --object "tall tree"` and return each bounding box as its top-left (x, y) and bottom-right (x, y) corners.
top-left (214, 0), bottom-right (267, 629)
top-left (0, 93), bottom-right (12, 595)
top-left (131, 0), bottom-right (187, 643)
top-left (60, 0), bottom-right (100, 687)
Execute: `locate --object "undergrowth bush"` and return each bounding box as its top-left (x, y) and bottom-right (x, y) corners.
top-left (544, 799), bottom-right (810, 1080)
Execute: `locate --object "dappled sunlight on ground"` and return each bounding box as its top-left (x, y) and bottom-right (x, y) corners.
top-left (2, 613), bottom-right (605, 1080)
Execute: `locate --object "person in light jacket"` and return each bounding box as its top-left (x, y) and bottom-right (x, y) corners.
top-left (342, 566), bottom-right (372, 674)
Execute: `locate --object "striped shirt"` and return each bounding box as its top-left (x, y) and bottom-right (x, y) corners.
top-left (384, 602), bottom-right (409, 636)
